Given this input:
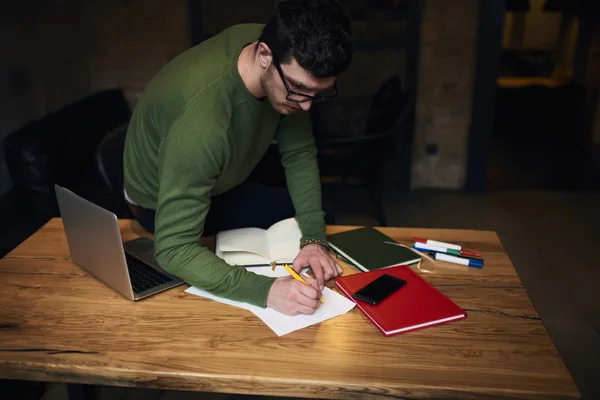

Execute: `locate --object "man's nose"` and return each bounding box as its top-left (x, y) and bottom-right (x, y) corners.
top-left (299, 100), bottom-right (313, 111)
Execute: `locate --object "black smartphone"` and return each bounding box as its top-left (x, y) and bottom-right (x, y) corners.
top-left (351, 274), bottom-right (407, 306)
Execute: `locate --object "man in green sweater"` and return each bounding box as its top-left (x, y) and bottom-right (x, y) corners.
top-left (123, 0), bottom-right (353, 315)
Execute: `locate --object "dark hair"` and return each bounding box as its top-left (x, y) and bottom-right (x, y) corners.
top-left (259, 0), bottom-right (353, 78)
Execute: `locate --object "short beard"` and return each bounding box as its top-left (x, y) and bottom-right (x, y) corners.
top-left (260, 67), bottom-right (283, 110)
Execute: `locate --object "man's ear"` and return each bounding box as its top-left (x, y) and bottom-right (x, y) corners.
top-left (257, 42), bottom-right (273, 70)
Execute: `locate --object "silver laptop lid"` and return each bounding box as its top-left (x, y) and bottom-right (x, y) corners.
top-left (55, 185), bottom-right (135, 300)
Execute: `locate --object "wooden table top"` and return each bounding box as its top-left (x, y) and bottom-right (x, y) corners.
top-left (0, 218), bottom-right (579, 399)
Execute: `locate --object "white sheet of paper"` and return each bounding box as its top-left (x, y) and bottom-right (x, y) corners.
top-left (184, 266), bottom-right (356, 336)
top-left (252, 287), bottom-right (356, 336)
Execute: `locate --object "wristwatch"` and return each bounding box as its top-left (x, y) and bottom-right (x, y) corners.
top-left (300, 238), bottom-right (329, 250)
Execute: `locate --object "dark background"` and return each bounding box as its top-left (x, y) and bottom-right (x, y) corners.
top-left (1, 0), bottom-right (600, 399)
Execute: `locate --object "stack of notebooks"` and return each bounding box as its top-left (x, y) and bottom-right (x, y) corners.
top-left (328, 227), bottom-right (467, 336)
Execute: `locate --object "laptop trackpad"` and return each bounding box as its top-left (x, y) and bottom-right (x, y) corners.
top-left (123, 237), bottom-right (158, 267)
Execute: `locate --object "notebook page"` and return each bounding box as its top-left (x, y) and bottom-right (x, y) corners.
top-left (266, 218), bottom-right (302, 263)
top-left (217, 251), bottom-right (270, 266)
top-left (216, 227), bottom-right (271, 260)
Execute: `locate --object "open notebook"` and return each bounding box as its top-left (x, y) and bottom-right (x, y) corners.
top-left (215, 218), bottom-right (302, 266)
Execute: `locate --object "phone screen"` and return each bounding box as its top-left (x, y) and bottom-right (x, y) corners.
top-left (351, 274), bottom-right (407, 305)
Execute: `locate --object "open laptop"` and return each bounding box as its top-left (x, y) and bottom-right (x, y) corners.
top-left (55, 184), bottom-right (184, 300)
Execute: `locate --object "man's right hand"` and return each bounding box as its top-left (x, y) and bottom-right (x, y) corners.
top-left (266, 277), bottom-right (322, 316)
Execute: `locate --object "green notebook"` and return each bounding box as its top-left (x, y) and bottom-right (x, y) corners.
top-left (327, 227), bottom-right (421, 272)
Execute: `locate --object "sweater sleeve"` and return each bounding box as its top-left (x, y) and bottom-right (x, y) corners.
top-left (275, 111), bottom-right (327, 243)
top-left (153, 110), bottom-right (275, 307)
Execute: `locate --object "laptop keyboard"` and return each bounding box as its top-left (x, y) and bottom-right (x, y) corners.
top-left (126, 254), bottom-right (174, 294)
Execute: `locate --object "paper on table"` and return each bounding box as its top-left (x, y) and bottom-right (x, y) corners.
top-left (185, 266), bottom-right (287, 313)
top-left (252, 287), bottom-right (356, 336)
top-left (184, 266), bottom-right (356, 336)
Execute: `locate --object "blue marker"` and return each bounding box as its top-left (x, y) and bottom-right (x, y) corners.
top-left (429, 252), bottom-right (483, 268)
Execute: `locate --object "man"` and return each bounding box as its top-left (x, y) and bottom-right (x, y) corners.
top-left (123, 0), bottom-right (353, 316)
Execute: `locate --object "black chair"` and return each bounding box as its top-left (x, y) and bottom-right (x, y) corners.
top-left (313, 76), bottom-right (414, 226)
top-left (0, 89), bottom-right (131, 257)
top-left (3, 89), bottom-right (131, 193)
top-left (96, 123), bottom-right (133, 218)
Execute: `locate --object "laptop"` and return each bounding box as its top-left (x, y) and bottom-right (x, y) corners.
top-left (55, 184), bottom-right (184, 301)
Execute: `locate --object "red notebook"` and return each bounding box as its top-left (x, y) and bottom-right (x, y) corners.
top-left (335, 265), bottom-right (467, 336)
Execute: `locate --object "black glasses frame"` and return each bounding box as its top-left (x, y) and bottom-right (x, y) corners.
top-left (272, 54), bottom-right (337, 103)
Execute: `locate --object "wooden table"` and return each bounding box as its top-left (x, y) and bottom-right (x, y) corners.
top-left (0, 219), bottom-right (579, 399)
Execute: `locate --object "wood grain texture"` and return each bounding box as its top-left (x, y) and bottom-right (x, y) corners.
top-left (0, 219), bottom-right (579, 399)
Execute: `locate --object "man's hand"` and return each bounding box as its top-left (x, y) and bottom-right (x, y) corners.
top-left (292, 244), bottom-right (343, 290)
top-left (266, 277), bottom-right (322, 316)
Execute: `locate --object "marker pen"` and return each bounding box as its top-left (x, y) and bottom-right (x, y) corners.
top-left (429, 252), bottom-right (483, 268)
top-left (413, 237), bottom-right (461, 251)
top-left (413, 242), bottom-right (481, 258)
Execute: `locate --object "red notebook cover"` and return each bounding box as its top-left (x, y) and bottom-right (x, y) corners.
top-left (335, 265), bottom-right (467, 336)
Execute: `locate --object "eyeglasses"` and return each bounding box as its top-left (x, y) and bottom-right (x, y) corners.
top-left (272, 54), bottom-right (337, 103)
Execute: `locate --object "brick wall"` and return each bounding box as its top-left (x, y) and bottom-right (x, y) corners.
top-left (0, 0), bottom-right (90, 194)
top-left (203, 0), bottom-right (274, 34)
top-left (0, 1), bottom-right (189, 195)
top-left (86, 1), bottom-right (189, 106)
top-left (411, 0), bottom-right (480, 189)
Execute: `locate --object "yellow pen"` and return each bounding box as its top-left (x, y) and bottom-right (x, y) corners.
top-left (283, 264), bottom-right (325, 303)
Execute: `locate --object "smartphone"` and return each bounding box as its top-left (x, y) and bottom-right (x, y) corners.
top-left (351, 274), bottom-right (407, 306)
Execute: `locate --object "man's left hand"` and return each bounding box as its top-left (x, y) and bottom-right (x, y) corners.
top-left (292, 244), bottom-right (343, 290)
